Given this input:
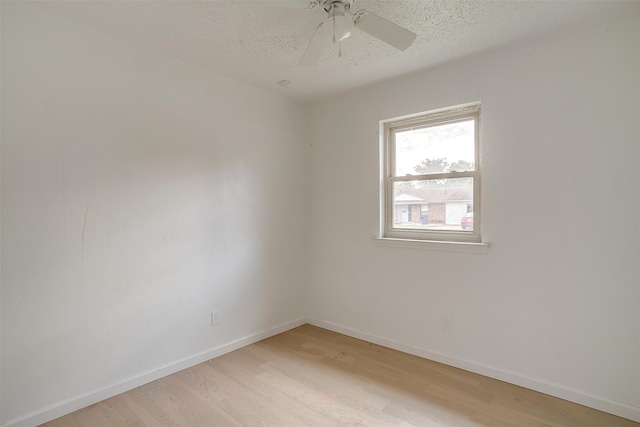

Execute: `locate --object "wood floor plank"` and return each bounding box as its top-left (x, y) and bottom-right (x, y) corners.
top-left (158, 371), bottom-right (243, 426)
top-left (194, 370), bottom-right (307, 426)
top-left (255, 368), bottom-right (395, 427)
top-left (98, 395), bottom-right (146, 427)
top-left (72, 404), bottom-right (112, 427)
top-left (125, 382), bottom-right (187, 426)
top-left (171, 367), bottom-right (225, 404)
top-left (40, 325), bottom-right (640, 427)
top-left (383, 400), bottom-right (479, 427)
top-left (118, 393), bottom-right (182, 427)
top-left (260, 361), bottom-right (400, 425)
top-left (210, 357), bottom-right (336, 426)
top-left (41, 414), bottom-right (81, 427)
top-left (185, 363), bottom-right (278, 426)
top-left (246, 342), bottom-right (390, 411)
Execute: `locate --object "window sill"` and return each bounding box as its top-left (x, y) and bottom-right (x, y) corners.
top-left (372, 237), bottom-right (490, 253)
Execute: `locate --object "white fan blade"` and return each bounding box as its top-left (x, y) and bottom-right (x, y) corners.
top-left (301, 21), bottom-right (332, 66)
top-left (354, 10), bottom-right (416, 51)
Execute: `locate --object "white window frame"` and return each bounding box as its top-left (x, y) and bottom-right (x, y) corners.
top-left (380, 103), bottom-right (482, 244)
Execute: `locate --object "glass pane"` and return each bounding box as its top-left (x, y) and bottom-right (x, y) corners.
top-left (394, 119), bottom-right (475, 176)
top-left (393, 178), bottom-right (474, 232)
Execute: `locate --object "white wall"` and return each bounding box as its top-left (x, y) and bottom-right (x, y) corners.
top-left (2, 1), bottom-right (640, 425)
top-left (1, 3), bottom-right (306, 425)
top-left (307, 3), bottom-right (640, 422)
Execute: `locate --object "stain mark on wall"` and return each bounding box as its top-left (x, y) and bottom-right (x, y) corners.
top-left (81, 205), bottom-right (89, 297)
top-left (82, 206), bottom-right (89, 246)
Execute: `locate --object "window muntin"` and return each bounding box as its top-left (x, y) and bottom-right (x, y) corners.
top-left (382, 104), bottom-right (481, 243)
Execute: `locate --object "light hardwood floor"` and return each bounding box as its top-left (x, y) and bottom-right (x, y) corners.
top-left (42, 324), bottom-right (638, 427)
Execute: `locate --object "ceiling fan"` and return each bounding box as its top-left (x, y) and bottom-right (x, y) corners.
top-left (300, 0), bottom-right (417, 66)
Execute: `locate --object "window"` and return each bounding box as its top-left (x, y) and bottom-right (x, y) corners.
top-left (381, 103), bottom-right (481, 243)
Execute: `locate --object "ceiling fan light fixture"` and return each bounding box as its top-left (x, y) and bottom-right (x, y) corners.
top-left (332, 13), bottom-right (351, 43)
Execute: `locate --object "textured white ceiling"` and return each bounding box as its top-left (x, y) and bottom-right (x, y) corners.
top-left (32, 0), bottom-right (616, 102)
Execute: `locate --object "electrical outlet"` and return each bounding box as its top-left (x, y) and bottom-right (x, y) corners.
top-left (211, 311), bottom-right (220, 326)
top-left (441, 316), bottom-right (452, 332)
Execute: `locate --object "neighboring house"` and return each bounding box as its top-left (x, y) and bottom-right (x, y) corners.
top-left (394, 193), bottom-right (426, 224)
top-left (395, 186), bottom-right (472, 226)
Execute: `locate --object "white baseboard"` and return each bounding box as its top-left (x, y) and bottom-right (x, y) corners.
top-left (306, 318), bottom-right (640, 423)
top-left (2, 318), bottom-right (307, 427)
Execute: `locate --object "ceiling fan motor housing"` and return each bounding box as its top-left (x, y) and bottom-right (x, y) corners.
top-left (322, 0), bottom-right (353, 14)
